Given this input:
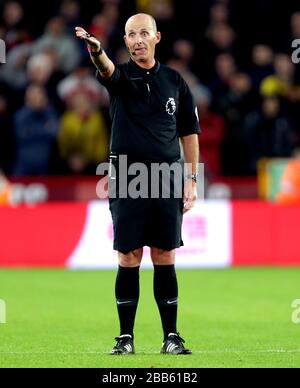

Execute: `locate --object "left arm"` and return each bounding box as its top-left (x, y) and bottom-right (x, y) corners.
top-left (181, 134), bottom-right (200, 214)
top-left (177, 74), bottom-right (201, 213)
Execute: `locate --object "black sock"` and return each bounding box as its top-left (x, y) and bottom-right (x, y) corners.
top-left (115, 266), bottom-right (140, 337)
top-left (154, 265), bottom-right (178, 341)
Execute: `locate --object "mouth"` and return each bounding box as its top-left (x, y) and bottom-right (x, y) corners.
top-left (134, 47), bottom-right (147, 55)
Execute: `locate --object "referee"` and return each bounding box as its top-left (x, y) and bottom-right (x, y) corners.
top-left (75, 13), bottom-right (200, 355)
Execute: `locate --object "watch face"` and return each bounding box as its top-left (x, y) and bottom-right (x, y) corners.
top-left (186, 174), bottom-right (197, 183)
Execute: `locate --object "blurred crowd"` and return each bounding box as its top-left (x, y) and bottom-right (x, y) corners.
top-left (1, 0), bottom-right (300, 179)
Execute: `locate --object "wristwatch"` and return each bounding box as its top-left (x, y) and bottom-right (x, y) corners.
top-left (186, 173), bottom-right (198, 183)
top-left (85, 32), bottom-right (103, 57)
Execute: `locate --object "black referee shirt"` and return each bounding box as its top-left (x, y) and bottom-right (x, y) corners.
top-left (97, 59), bottom-right (200, 163)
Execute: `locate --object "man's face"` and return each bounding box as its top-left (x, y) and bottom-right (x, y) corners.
top-left (25, 86), bottom-right (48, 111)
top-left (124, 15), bottom-right (161, 63)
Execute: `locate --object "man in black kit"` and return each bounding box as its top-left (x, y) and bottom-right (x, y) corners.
top-left (75, 13), bottom-right (200, 355)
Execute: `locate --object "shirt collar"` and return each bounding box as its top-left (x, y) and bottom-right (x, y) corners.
top-left (129, 59), bottom-right (160, 76)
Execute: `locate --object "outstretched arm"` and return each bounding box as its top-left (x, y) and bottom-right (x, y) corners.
top-left (75, 27), bottom-right (115, 79)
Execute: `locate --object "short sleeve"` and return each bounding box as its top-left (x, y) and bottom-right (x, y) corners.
top-left (177, 76), bottom-right (201, 137)
top-left (96, 66), bottom-right (122, 95)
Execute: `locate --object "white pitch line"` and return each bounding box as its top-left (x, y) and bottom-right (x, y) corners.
top-left (193, 350), bottom-right (300, 354)
top-left (0, 350), bottom-right (300, 355)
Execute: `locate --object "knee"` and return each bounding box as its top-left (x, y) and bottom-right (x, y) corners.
top-left (151, 248), bottom-right (175, 266)
top-left (118, 249), bottom-right (143, 268)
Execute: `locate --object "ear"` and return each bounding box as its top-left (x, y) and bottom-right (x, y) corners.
top-left (156, 32), bottom-right (161, 44)
top-left (124, 35), bottom-right (128, 46)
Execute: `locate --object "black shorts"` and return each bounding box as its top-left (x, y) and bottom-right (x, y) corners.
top-left (108, 158), bottom-right (184, 254)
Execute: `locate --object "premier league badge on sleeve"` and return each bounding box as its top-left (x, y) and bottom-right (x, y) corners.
top-left (166, 98), bottom-right (177, 115)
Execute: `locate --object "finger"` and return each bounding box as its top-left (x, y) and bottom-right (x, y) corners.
top-left (76, 32), bottom-right (99, 47)
top-left (75, 30), bottom-right (86, 38)
top-left (76, 31), bottom-right (89, 39)
top-left (75, 26), bottom-right (87, 34)
top-left (183, 192), bottom-right (191, 202)
top-left (183, 202), bottom-right (193, 212)
top-left (184, 197), bottom-right (193, 204)
top-left (76, 32), bottom-right (88, 40)
top-left (184, 198), bottom-right (196, 210)
top-left (183, 206), bottom-right (191, 215)
top-left (82, 36), bottom-right (95, 44)
top-left (77, 35), bottom-right (95, 45)
top-left (75, 28), bottom-right (93, 41)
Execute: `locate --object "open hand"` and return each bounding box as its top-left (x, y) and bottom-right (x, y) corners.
top-left (75, 26), bottom-right (101, 52)
top-left (183, 180), bottom-right (197, 214)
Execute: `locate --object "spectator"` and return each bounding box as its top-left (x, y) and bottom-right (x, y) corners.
top-left (283, 11), bottom-right (300, 51)
top-left (0, 42), bottom-right (32, 90)
top-left (170, 39), bottom-right (198, 76)
top-left (209, 22), bottom-right (237, 54)
top-left (196, 87), bottom-right (225, 177)
top-left (0, 95), bottom-right (14, 174)
top-left (173, 39), bottom-right (194, 67)
top-left (1, 1), bottom-right (300, 178)
top-left (0, 1), bottom-right (31, 51)
top-left (290, 12), bottom-right (300, 84)
top-left (198, 23), bottom-right (237, 82)
top-left (291, 12), bottom-right (300, 39)
top-left (32, 16), bottom-right (81, 73)
top-left (276, 148), bottom-right (300, 204)
top-left (27, 53), bottom-right (55, 85)
top-left (243, 96), bottom-right (295, 174)
top-left (13, 84), bottom-right (59, 176)
top-left (210, 53), bottom-right (237, 111)
top-left (210, 2), bottom-right (229, 24)
top-left (88, 2), bottom-right (121, 53)
top-left (220, 73), bottom-right (258, 175)
top-left (58, 91), bottom-right (109, 175)
top-left (217, 72), bottom-right (254, 130)
top-left (57, 66), bottom-right (109, 108)
top-left (249, 44), bottom-right (274, 91)
top-left (26, 51), bottom-right (65, 110)
top-left (136, 0), bottom-right (176, 62)
top-left (136, 0), bottom-right (174, 20)
top-left (0, 171), bottom-right (12, 206)
top-left (167, 40), bottom-right (200, 90)
top-left (260, 53), bottom-right (300, 101)
top-left (205, 2), bottom-right (230, 37)
top-left (59, 0), bottom-right (83, 35)
top-left (261, 53), bottom-right (300, 142)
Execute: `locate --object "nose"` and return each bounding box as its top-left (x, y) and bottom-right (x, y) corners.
top-left (135, 34), bottom-right (143, 44)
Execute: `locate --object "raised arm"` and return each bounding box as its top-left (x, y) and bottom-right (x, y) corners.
top-left (75, 27), bottom-right (115, 79)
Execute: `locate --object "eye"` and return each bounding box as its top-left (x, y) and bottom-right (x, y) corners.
top-left (129, 33), bottom-right (135, 38)
top-left (142, 31), bottom-right (149, 37)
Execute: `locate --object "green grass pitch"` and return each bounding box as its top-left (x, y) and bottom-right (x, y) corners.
top-left (0, 268), bottom-right (300, 368)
